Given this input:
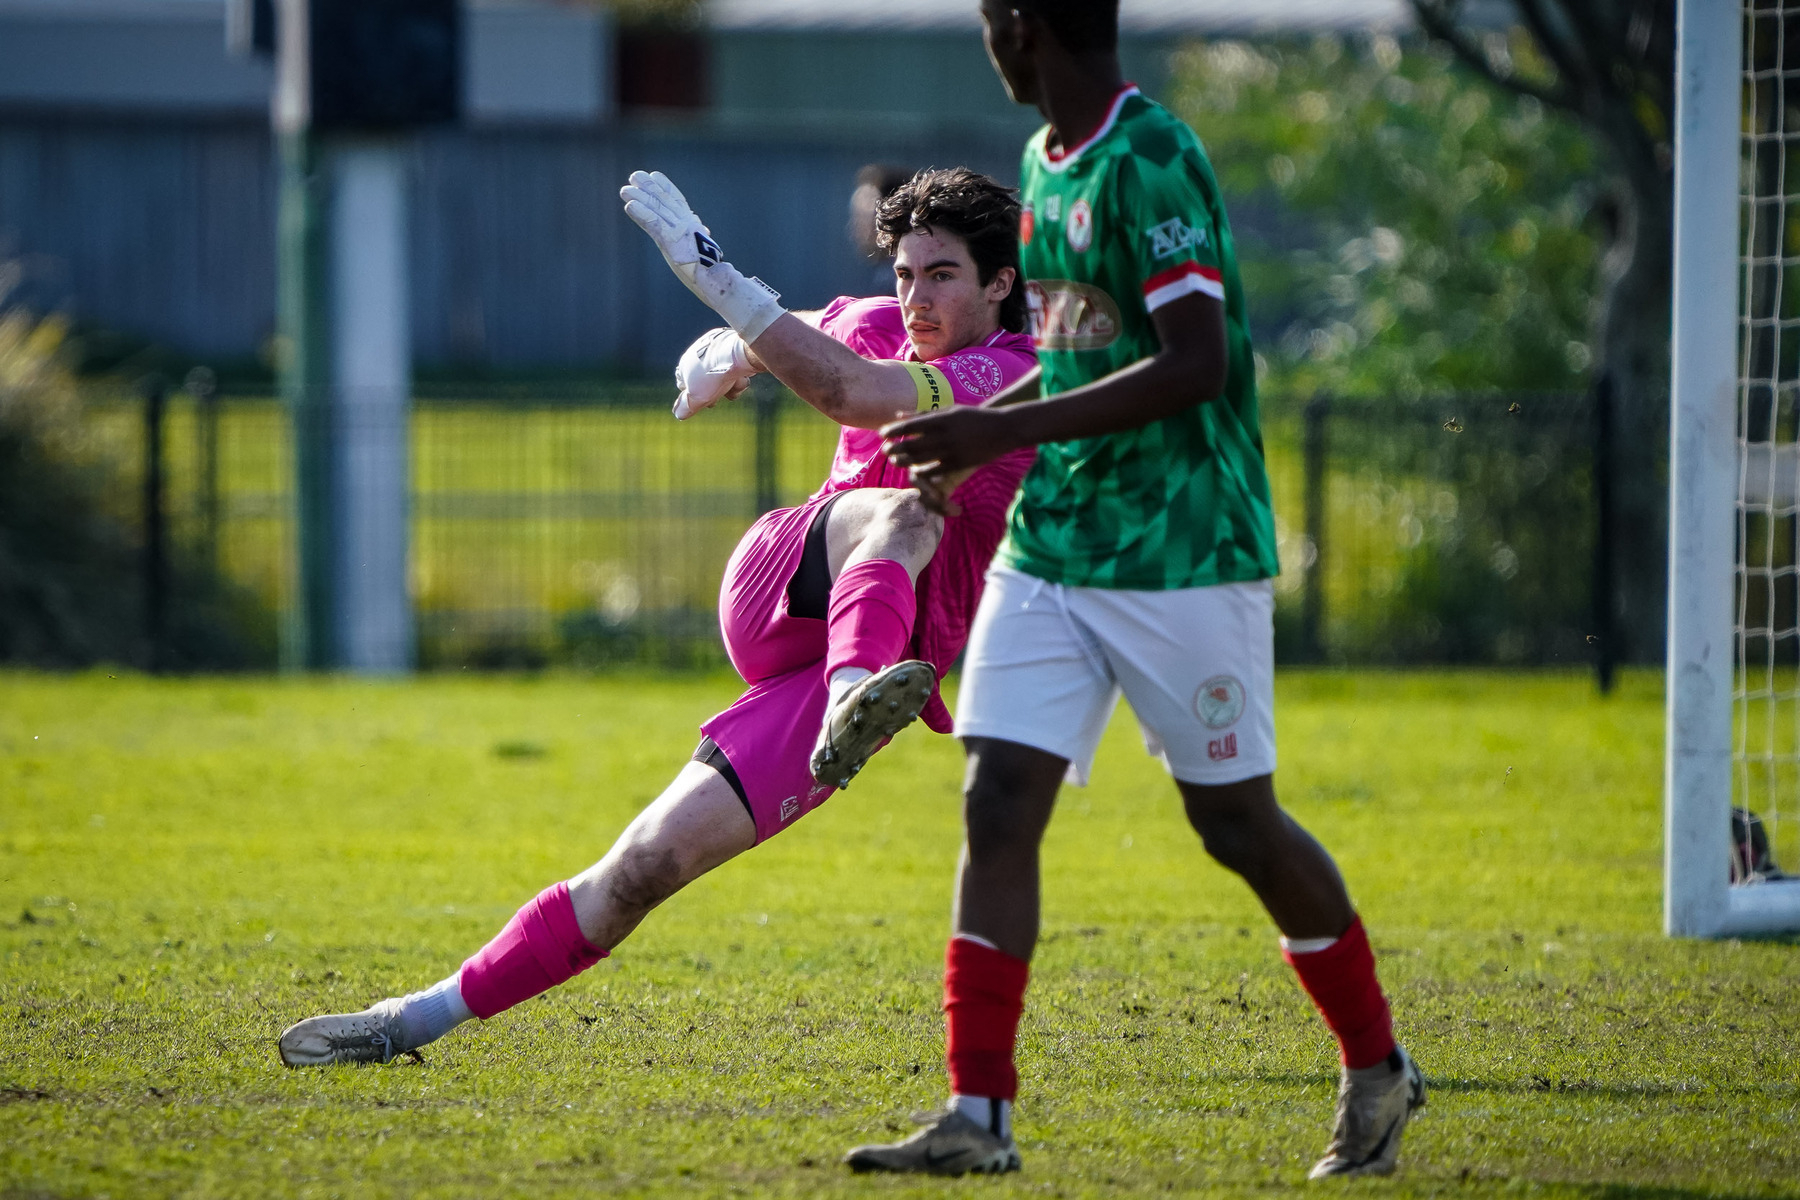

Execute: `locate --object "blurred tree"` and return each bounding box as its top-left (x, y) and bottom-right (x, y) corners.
top-left (0, 279), bottom-right (272, 669)
top-left (1171, 34), bottom-right (1601, 399)
top-left (1171, 35), bottom-right (1612, 666)
top-left (0, 300), bottom-right (140, 665)
top-left (1408, 0), bottom-right (1673, 661)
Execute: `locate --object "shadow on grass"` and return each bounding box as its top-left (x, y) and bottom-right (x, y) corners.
top-left (1557, 1185), bottom-right (1791, 1200)
top-left (1423, 1074), bottom-right (1797, 1102)
top-left (1727, 931), bottom-right (1800, 947)
top-left (1214, 1070), bottom-right (1795, 1103)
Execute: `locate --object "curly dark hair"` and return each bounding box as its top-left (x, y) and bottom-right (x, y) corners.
top-left (874, 166), bottom-right (1026, 334)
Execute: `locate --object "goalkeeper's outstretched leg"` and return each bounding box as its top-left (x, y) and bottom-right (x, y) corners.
top-left (277, 764), bottom-right (755, 1067)
top-left (276, 487), bottom-right (938, 1068)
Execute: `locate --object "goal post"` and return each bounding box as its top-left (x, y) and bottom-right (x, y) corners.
top-left (1667, 0), bottom-right (1800, 936)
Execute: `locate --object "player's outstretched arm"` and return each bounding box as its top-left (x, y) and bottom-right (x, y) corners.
top-left (622, 169), bottom-right (925, 430)
top-left (744, 314), bottom-right (933, 430)
top-left (672, 318), bottom-right (955, 431)
top-left (883, 291), bottom-right (1225, 485)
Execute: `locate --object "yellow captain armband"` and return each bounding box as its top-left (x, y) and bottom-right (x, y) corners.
top-left (904, 362), bottom-right (953, 413)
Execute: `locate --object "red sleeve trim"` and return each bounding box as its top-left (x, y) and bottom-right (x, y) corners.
top-left (1142, 260), bottom-right (1223, 294)
top-left (1142, 260), bottom-right (1225, 310)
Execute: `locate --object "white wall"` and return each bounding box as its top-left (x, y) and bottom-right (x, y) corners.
top-left (0, 0), bottom-right (612, 125)
top-left (465, 3), bottom-right (612, 125)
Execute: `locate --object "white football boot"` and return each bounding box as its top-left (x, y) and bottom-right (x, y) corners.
top-left (843, 1109), bottom-right (1021, 1176)
top-left (1307, 1046), bottom-right (1426, 1179)
top-left (278, 999), bottom-right (408, 1067)
top-left (809, 660), bottom-right (935, 790)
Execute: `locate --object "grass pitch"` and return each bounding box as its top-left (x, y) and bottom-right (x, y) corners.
top-left (2, 668), bottom-right (1797, 1198)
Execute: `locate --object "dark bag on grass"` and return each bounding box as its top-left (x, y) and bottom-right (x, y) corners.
top-left (1730, 807), bottom-right (1786, 884)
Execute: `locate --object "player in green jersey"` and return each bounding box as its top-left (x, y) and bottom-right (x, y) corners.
top-left (843, 0), bottom-right (1423, 1181)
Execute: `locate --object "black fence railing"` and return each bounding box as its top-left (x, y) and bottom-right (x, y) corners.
top-left (87, 383), bottom-right (1604, 673)
top-left (1271, 391), bottom-right (1597, 669)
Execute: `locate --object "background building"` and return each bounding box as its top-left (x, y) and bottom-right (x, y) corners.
top-left (0, 0), bottom-right (1410, 374)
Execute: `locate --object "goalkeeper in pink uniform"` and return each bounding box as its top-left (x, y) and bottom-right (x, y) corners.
top-left (277, 167), bottom-right (1036, 1067)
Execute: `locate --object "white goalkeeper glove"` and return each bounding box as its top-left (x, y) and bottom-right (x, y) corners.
top-left (620, 170), bottom-right (786, 343)
top-left (673, 326), bottom-right (754, 420)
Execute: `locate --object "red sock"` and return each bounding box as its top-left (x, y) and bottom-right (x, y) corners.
top-left (1282, 915), bottom-right (1396, 1069)
top-left (824, 558), bottom-right (916, 679)
top-left (458, 881), bottom-right (607, 1020)
top-left (944, 935), bottom-right (1030, 1101)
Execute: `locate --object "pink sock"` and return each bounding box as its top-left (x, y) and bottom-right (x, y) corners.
top-left (458, 881), bottom-right (607, 1020)
top-left (825, 558), bottom-right (917, 679)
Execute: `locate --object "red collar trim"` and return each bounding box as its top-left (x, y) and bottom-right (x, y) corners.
top-left (1043, 84), bottom-right (1138, 168)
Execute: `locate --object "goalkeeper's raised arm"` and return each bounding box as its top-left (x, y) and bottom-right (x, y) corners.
top-left (621, 168), bottom-right (1027, 430)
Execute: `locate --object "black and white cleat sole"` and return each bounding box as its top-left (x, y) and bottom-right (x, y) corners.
top-left (810, 660), bottom-right (936, 790)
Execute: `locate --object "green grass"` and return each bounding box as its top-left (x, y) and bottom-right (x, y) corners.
top-left (3, 668), bottom-right (1797, 1198)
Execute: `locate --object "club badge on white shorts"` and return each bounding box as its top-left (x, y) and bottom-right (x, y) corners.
top-left (1196, 675), bottom-right (1246, 729)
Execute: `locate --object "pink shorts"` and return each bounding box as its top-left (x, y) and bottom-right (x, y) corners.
top-left (701, 494), bottom-right (842, 844)
top-left (716, 495), bottom-right (835, 683)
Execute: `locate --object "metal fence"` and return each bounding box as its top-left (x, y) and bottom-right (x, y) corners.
top-left (87, 383), bottom-right (1603, 673)
top-left (1266, 392), bottom-right (1597, 669)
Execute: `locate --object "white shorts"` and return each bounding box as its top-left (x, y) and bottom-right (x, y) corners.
top-left (955, 566), bottom-right (1276, 786)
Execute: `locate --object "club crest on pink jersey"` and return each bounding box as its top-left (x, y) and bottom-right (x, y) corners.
top-left (945, 352), bottom-right (1005, 398)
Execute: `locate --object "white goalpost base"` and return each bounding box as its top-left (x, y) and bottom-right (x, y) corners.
top-left (1705, 878), bottom-right (1800, 936)
top-left (1666, 0), bottom-right (1800, 937)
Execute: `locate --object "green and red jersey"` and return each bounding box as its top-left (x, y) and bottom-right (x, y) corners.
top-left (1000, 86), bottom-right (1280, 590)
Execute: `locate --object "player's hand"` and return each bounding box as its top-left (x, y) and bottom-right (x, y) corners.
top-left (882, 405), bottom-right (1021, 485)
top-left (672, 326), bottom-right (754, 420)
top-left (619, 170), bottom-right (716, 294)
top-left (910, 465), bottom-right (976, 517)
top-left (619, 170), bottom-right (785, 341)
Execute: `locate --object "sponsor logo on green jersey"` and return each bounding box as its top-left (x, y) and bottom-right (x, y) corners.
top-left (1026, 280), bottom-right (1121, 351)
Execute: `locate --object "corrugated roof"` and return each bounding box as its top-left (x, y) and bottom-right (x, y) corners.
top-left (710, 0), bottom-right (1414, 35)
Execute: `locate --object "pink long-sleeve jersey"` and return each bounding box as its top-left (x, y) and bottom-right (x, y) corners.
top-left (809, 295), bottom-right (1037, 732)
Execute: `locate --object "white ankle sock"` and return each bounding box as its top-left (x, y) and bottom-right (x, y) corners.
top-left (951, 1094), bottom-right (1012, 1140)
top-left (827, 666), bottom-right (873, 706)
top-left (393, 972), bottom-right (474, 1050)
